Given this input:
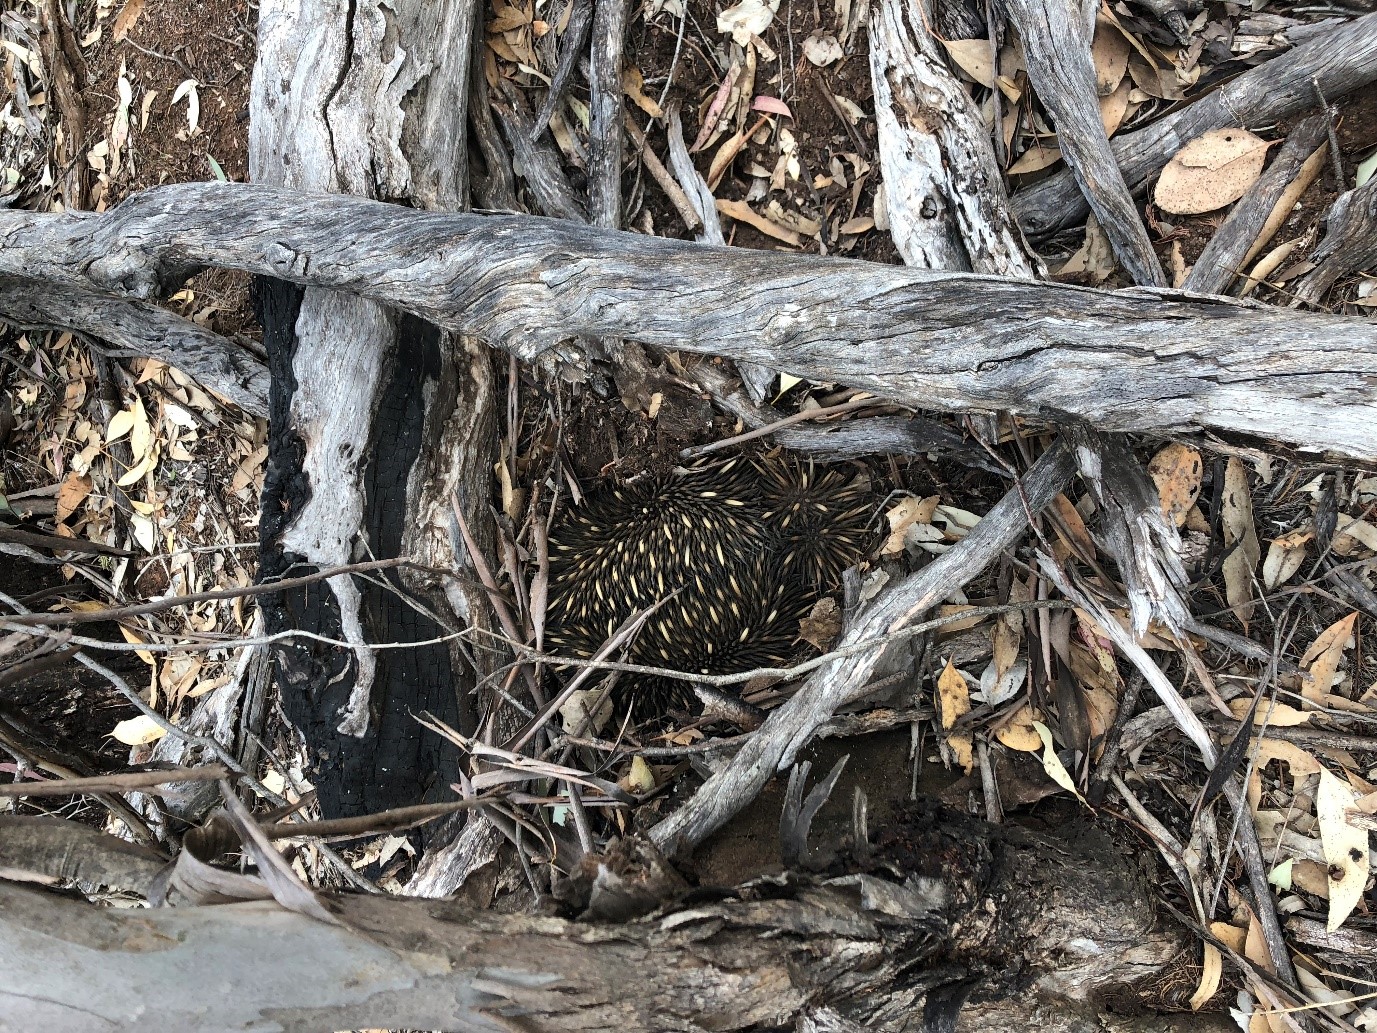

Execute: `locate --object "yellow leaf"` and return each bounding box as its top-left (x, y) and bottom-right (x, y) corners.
top-left (111, 715), bottom-right (166, 746)
top-left (622, 66), bottom-right (663, 118)
top-left (129, 397), bottom-right (152, 461)
top-left (1188, 941), bottom-right (1222, 1011)
top-left (1032, 721), bottom-right (1084, 802)
top-left (936, 660), bottom-right (973, 774)
top-left (1317, 768), bottom-right (1369, 932)
top-left (994, 704), bottom-right (1043, 752)
top-left (1209, 920), bottom-right (1246, 954)
top-left (116, 451), bottom-right (154, 487)
top-left (118, 624), bottom-right (156, 667)
top-left (105, 407), bottom-right (136, 443)
top-left (1227, 698), bottom-right (1312, 727)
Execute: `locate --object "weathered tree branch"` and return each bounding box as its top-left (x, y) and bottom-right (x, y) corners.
top-left (3, 182), bottom-right (1377, 460)
top-left (869, 0), bottom-right (1038, 277)
top-left (0, 274), bottom-right (268, 415)
top-left (1000, 0), bottom-right (1165, 286)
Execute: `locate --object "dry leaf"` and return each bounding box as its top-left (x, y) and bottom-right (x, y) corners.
top-left (716, 0), bottom-right (779, 45)
top-left (111, 714), bottom-right (167, 746)
top-left (941, 38), bottom-right (996, 87)
top-left (1300, 612), bottom-right (1357, 703)
top-left (55, 472), bottom-right (92, 523)
top-left (1262, 528), bottom-right (1312, 589)
top-left (1317, 768), bottom-right (1369, 932)
top-left (1189, 941), bottom-right (1222, 1011)
top-left (798, 597), bottom-right (841, 652)
top-left (1227, 698), bottom-right (1312, 727)
top-left (1147, 443), bottom-right (1202, 527)
top-left (994, 704), bottom-right (1042, 751)
top-left (1099, 78), bottom-right (1132, 137)
top-left (1051, 493), bottom-right (1096, 559)
top-left (715, 199), bottom-right (800, 246)
top-left (1091, 18), bottom-right (1130, 95)
top-left (1032, 721), bottom-right (1084, 801)
top-left (936, 659), bottom-right (973, 774)
top-left (112, 1), bottom-right (144, 41)
top-left (1220, 458), bottom-right (1259, 617)
top-left (622, 67), bottom-right (663, 118)
top-left (801, 31), bottom-right (843, 66)
top-left (1155, 129), bottom-right (1271, 215)
top-left (1008, 142), bottom-right (1063, 175)
top-left (171, 79), bottom-right (200, 136)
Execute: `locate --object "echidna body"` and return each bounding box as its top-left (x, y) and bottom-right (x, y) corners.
top-left (546, 456), bottom-right (873, 715)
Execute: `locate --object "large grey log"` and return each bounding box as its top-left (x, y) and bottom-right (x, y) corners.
top-left (1011, 13), bottom-right (1377, 239)
top-left (3, 182), bottom-right (1376, 461)
top-left (0, 809), bottom-right (1203, 1033)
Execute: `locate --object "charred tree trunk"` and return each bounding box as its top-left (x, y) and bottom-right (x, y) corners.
top-left (244, 0), bottom-right (498, 818)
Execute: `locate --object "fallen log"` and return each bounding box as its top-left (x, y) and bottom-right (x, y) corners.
top-left (0, 808), bottom-right (1225, 1033)
top-left (3, 181), bottom-right (1376, 461)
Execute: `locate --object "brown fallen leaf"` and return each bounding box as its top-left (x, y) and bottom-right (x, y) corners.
top-left (1147, 442), bottom-right (1202, 527)
top-left (111, 0), bottom-right (145, 42)
top-left (1155, 128), bottom-right (1272, 215)
top-left (1220, 457), bottom-right (1259, 619)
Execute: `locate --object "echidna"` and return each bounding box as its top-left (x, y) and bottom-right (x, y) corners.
top-left (546, 455), bottom-right (874, 716)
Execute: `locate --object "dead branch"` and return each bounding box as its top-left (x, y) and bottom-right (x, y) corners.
top-left (1295, 174), bottom-right (1377, 305)
top-left (0, 274), bottom-right (268, 416)
top-left (868, 0), bottom-right (1038, 277)
top-left (4, 182), bottom-right (1377, 460)
top-left (999, 0), bottom-right (1165, 286)
top-left (1184, 115), bottom-right (1329, 297)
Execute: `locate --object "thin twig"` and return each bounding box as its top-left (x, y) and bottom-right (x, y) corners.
top-left (0, 764), bottom-right (230, 797)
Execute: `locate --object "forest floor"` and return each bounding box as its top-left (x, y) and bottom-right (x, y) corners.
top-left (2, 0), bottom-right (1376, 1024)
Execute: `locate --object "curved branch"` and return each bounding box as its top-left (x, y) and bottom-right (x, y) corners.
top-left (0, 273), bottom-right (268, 415)
top-left (1011, 13), bottom-right (1377, 239)
top-left (2, 182), bottom-right (1377, 460)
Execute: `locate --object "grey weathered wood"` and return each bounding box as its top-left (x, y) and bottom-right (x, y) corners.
top-left (869, 0), bottom-right (1038, 277)
top-left (1295, 174), bottom-right (1377, 306)
top-left (1012, 13), bottom-right (1377, 239)
top-left (1184, 115), bottom-right (1328, 296)
top-left (494, 84), bottom-right (588, 222)
top-left (0, 274), bottom-right (268, 415)
top-left (4, 181), bottom-right (1377, 461)
top-left (588, 0), bottom-right (628, 230)
top-left (999, 0), bottom-right (1165, 286)
top-left (531, 0), bottom-right (594, 140)
top-left (651, 440), bottom-right (1076, 853)
top-left (0, 810), bottom-right (1198, 1033)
